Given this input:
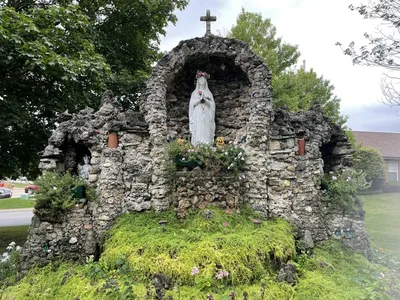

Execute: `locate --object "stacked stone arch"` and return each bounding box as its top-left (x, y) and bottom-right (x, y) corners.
top-left (21, 35), bottom-right (370, 271)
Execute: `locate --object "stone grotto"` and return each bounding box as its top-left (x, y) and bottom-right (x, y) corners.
top-left (20, 33), bottom-right (370, 270)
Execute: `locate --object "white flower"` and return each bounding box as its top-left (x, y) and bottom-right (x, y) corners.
top-left (9, 242), bottom-right (16, 247)
top-left (53, 186), bottom-right (57, 190)
top-left (238, 152), bottom-right (242, 157)
top-left (225, 152), bottom-right (228, 155)
top-left (182, 158), bottom-right (186, 161)
top-left (332, 176), bottom-right (337, 181)
top-left (56, 23), bottom-right (65, 30)
top-left (16, 246), bottom-right (22, 252)
top-left (241, 157), bottom-right (245, 161)
top-left (347, 176), bottom-right (351, 182)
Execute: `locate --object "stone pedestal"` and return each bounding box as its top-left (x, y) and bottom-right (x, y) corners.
top-left (171, 170), bottom-right (241, 218)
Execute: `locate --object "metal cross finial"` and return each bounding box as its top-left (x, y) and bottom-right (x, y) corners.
top-left (200, 9), bottom-right (217, 36)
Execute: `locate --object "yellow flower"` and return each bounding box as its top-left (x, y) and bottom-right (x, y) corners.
top-left (177, 138), bottom-right (186, 146)
top-left (216, 136), bottom-right (225, 148)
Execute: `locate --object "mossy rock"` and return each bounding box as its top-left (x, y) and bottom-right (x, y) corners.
top-left (3, 208), bottom-right (400, 299)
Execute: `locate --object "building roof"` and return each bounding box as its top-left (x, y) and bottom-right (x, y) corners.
top-left (352, 131), bottom-right (400, 159)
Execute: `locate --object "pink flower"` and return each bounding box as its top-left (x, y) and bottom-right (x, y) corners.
top-left (191, 266), bottom-right (199, 275)
top-left (223, 222), bottom-right (228, 227)
top-left (198, 90), bottom-right (203, 95)
top-left (215, 270), bottom-right (229, 280)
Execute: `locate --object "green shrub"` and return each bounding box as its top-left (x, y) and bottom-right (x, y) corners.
top-left (165, 139), bottom-right (246, 175)
top-left (34, 172), bottom-right (97, 217)
top-left (321, 169), bottom-right (370, 211)
top-left (353, 148), bottom-right (386, 191)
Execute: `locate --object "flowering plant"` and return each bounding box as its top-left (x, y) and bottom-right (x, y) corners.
top-left (195, 71), bottom-right (210, 79)
top-left (165, 138), bottom-right (246, 175)
top-left (215, 270), bottom-right (229, 280)
top-left (321, 169), bottom-right (370, 211)
top-left (0, 241), bottom-right (22, 288)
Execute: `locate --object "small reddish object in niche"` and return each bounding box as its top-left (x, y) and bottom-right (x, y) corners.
top-left (108, 132), bottom-right (118, 148)
top-left (298, 138), bottom-right (305, 156)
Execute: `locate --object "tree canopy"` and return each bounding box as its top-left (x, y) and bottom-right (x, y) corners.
top-left (0, 1), bottom-right (188, 179)
top-left (229, 8), bottom-right (346, 125)
top-left (0, 5), bottom-right (110, 179)
top-left (339, 1), bottom-right (400, 106)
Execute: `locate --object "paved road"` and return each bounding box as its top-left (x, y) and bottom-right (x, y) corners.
top-left (0, 208), bottom-right (33, 227)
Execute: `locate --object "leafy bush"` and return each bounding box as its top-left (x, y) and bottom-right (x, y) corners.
top-left (165, 139), bottom-right (246, 175)
top-left (321, 169), bottom-right (370, 211)
top-left (353, 148), bottom-right (386, 191)
top-left (34, 172), bottom-right (97, 217)
top-left (0, 242), bottom-right (21, 289)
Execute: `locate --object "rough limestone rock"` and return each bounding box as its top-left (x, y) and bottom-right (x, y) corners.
top-left (21, 35), bottom-right (371, 270)
top-left (276, 263), bottom-right (298, 285)
top-left (302, 230), bottom-right (315, 250)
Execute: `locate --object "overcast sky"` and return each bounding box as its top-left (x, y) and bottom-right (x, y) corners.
top-left (159, 0), bottom-right (400, 132)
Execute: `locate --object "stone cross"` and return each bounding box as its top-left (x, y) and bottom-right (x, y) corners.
top-left (200, 10), bottom-right (217, 36)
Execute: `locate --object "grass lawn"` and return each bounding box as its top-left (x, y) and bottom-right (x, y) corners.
top-left (0, 225), bottom-right (29, 253)
top-left (362, 193), bottom-right (400, 259)
top-left (12, 183), bottom-right (29, 189)
top-left (0, 198), bottom-right (35, 210)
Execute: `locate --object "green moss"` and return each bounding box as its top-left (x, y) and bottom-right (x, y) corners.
top-left (102, 207), bottom-right (295, 289)
top-left (3, 208), bottom-right (399, 299)
top-left (295, 241), bottom-right (397, 300)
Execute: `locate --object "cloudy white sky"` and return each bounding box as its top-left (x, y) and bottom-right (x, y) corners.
top-left (159, 0), bottom-right (400, 132)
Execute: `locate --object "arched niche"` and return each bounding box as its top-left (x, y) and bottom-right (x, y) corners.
top-left (166, 54), bottom-right (251, 142)
top-left (60, 139), bottom-right (92, 175)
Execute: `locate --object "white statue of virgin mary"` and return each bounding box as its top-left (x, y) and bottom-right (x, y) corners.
top-left (189, 71), bottom-right (216, 146)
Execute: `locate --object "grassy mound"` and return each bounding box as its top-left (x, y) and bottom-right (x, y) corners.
top-left (2, 207), bottom-right (399, 299)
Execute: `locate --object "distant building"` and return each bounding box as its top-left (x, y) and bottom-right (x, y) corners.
top-left (352, 131), bottom-right (400, 182)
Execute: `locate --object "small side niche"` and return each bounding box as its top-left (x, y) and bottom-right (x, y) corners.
top-left (61, 139), bottom-right (92, 176)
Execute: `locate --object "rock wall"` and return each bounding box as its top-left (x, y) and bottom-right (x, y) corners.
top-left (21, 35), bottom-right (371, 270)
top-left (21, 92), bottom-right (153, 269)
top-left (171, 170), bottom-right (241, 218)
top-left (266, 108), bottom-right (369, 255)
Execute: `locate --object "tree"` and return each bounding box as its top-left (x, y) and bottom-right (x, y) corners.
top-left (229, 9), bottom-right (346, 125)
top-left (0, 5), bottom-right (111, 179)
top-left (273, 63), bottom-right (347, 125)
top-left (339, 1), bottom-right (400, 106)
top-left (353, 148), bottom-right (386, 191)
top-left (0, 1), bottom-right (188, 179)
top-left (228, 7), bottom-right (300, 77)
top-left (1, 0), bottom-right (189, 109)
